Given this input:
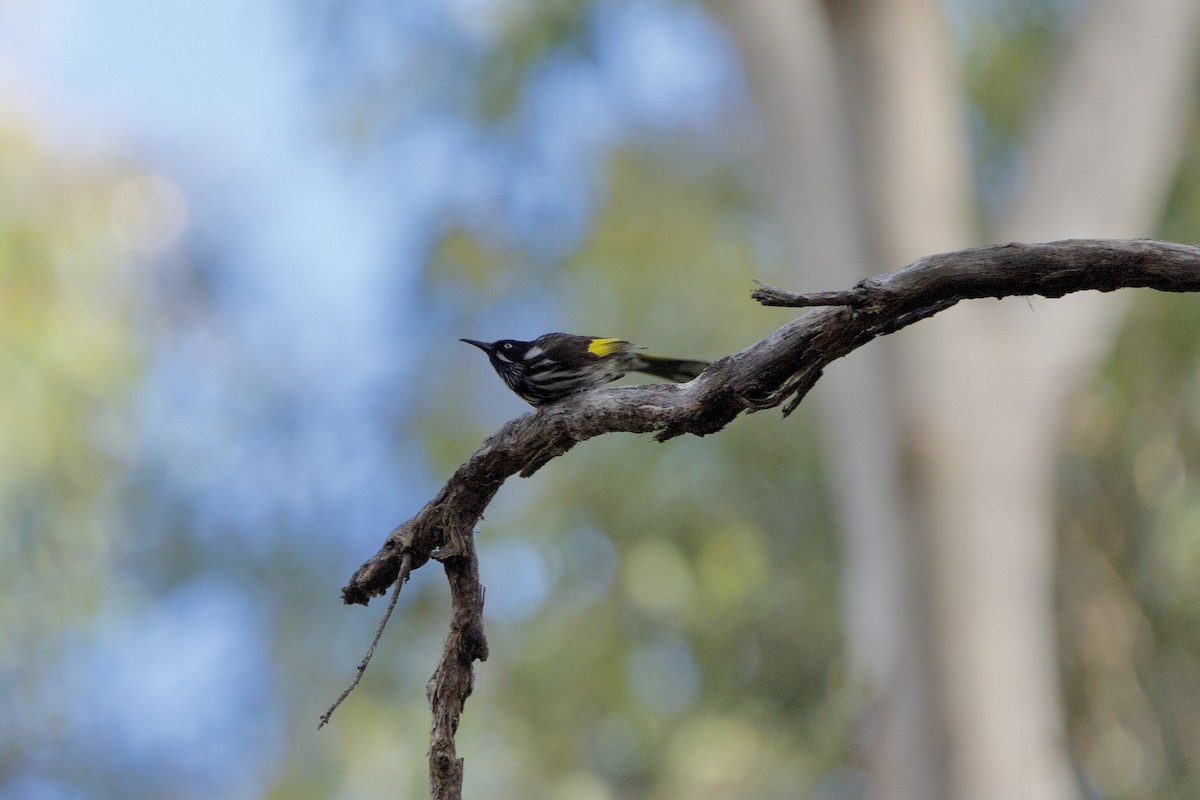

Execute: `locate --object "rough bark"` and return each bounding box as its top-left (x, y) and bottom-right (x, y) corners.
top-left (339, 239), bottom-right (1200, 799)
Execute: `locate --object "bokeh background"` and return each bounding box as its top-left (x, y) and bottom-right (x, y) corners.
top-left (3, 1), bottom-right (1200, 799)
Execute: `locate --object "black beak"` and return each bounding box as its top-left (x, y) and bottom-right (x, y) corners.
top-left (460, 338), bottom-right (492, 353)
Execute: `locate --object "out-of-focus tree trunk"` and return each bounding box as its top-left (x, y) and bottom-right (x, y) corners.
top-left (903, 3), bottom-right (1200, 800)
top-left (722, 0), bottom-right (1200, 798)
top-left (825, 1), bottom-right (977, 798)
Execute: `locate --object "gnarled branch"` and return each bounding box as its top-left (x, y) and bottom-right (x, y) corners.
top-left (336, 238), bottom-right (1200, 798)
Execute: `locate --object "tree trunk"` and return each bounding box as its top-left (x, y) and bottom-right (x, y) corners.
top-left (903, 2), bottom-right (1200, 799)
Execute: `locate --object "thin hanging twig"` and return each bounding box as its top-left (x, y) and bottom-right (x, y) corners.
top-left (319, 552), bottom-right (413, 728)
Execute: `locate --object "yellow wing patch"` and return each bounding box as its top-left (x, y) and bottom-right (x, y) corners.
top-left (587, 338), bottom-right (626, 357)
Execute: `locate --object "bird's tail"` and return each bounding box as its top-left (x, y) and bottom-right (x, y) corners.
top-left (631, 354), bottom-right (710, 383)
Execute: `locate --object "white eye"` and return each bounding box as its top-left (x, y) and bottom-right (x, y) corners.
top-left (503, 343), bottom-right (513, 350)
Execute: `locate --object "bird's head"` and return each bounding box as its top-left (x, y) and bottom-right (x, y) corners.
top-left (460, 338), bottom-right (531, 387)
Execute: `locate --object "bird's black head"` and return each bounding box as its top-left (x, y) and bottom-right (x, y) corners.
top-left (459, 338), bottom-right (531, 361)
top-left (460, 338), bottom-right (531, 389)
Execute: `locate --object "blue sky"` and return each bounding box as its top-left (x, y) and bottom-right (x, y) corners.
top-left (0, 0), bottom-right (431, 533)
top-left (0, 3), bottom-right (457, 796)
top-left (0, 2), bottom-right (740, 795)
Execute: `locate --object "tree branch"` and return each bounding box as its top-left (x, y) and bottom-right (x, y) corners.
top-left (337, 238), bottom-right (1200, 797)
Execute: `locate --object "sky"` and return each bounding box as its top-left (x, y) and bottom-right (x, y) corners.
top-left (0, 2), bottom-right (476, 796)
top-left (0, 0), bottom-right (433, 538)
top-left (0, 2), bottom-right (740, 796)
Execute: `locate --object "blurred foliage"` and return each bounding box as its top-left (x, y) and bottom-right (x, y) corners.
top-left (327, 1), bottom-right (1200, 798)
top-left (418, 139), bottom-right (847, 796)
top-left (361, 11), bottom-right (845, 797)
top-left (961, 4), bottom-right (1200, 792)
top-left (958, 0), bottom-right (1078, 220)
top-left (0, 123), bottom-right (142, 650)
top-left (297, 0), bottom-right (855, 793)
top-left (1058, 291), bottom-right (1200, 800)
top-left (473, 0), bottom-right (593, 121)
top-left (5, 0), bottom-right (1200, 798)
top-left (0, 122), bottom-right (146, 789)
top-left (1052, 80), bottom-right (1200, 800)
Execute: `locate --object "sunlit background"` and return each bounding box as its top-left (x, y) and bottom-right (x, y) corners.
top-left (3, 1), bottom-right (1200, 799)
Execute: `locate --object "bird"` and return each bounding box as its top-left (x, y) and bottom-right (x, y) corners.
top-left (460, 333), bottom-right (710, 407)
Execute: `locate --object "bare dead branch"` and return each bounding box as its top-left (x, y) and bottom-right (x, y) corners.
top-left (337, 238), bottom-right (1200, 798)
top-left (427, 532), bottom-right (487, 799)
